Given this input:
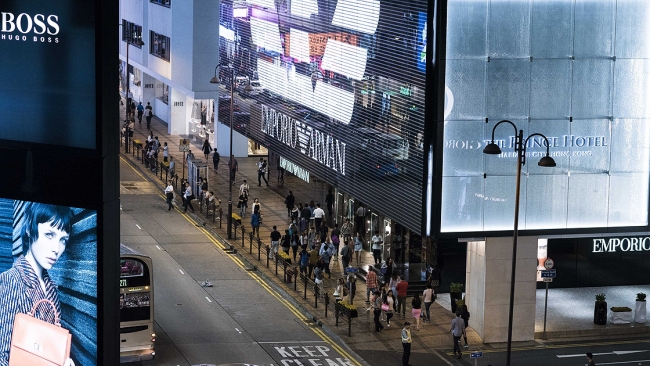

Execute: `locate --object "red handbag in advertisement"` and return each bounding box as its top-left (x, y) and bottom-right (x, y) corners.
top-left (8, 299), bottom-right (72, 366)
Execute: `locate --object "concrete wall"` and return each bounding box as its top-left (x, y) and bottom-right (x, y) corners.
top-left (466, 236), bottom-right (538, 343)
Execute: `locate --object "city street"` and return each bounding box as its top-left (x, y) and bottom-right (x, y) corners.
top-left (119, 157), bottom-right (363, 366)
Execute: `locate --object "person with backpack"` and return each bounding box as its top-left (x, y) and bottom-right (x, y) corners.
top-left (308, 245), bottom-right (319, 277)
top-left (281, 230), bottom-right (291, 256)
top-left (320, 245), bottom-right (332, 279)
top-left (250, 211), bottom-right (261, 238)
top-left (299, 246), bottom-right (309, 275)
top-left (340, 239), bottom-right (352, 275)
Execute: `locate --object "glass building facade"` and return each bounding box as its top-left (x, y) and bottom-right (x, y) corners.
top-left (441, 0), bottom-right (650, 234)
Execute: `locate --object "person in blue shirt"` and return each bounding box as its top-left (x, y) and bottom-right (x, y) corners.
top-left (0, 202), bottom-right (76, 366)
top-left (136, 102), bottom-right (144, 124)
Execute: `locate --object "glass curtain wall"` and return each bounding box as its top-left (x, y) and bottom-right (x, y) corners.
top-left (441, 0), bottom-right (650, 233)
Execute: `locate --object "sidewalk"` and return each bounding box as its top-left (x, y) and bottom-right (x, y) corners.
top-left (120, 107), bottom-right (483, 357)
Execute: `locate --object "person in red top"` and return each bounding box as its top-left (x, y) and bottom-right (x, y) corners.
top-left (395, 280), bottom-right (409, 317)
top-left (366, 265), bottom-right (379, 302)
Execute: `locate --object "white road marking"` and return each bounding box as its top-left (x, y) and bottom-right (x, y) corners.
top-left (120, 205), bottom-right (123, 211)
top-left (257, 341), bottom-right (326, 344)
top-left (588, 360), bottom-right (650, 365)
top-left (135, 224), bottom-right (142, 230)
top-left (205, 297), bottom-right (212, 303)
top-left (432, 350), bottom-right (456, 366)
top-left (179, 269), bottom-right (184, 275)
top-left (558, 350), bottom-right (649, 358)
top-left (155, 245), bottom-right (162, 251)
top-left (235, 328), bottom-right (242, 334)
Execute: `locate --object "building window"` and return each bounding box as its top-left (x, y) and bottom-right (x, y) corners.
top-left (150, 0), bottom-right (171, 8)
top-left (150, 31), bottom-right (170, 62)
top-left (121, 20), bottom-right (142, 48)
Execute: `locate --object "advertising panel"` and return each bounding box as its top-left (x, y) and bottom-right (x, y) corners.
top-left (0, 1), bottom-right (96, 150)
top-left (0, 199), bottom-right (97, 366)
top-left (230, 0), bottom-right (427, 233)
top-left (441, 0), bottom-right (650, 233)
top-left (546, 236), bottom-right (650, 288)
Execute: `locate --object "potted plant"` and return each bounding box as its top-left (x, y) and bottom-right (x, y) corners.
top-left (610, 306), bottom-right (633, 324)
top-left (450, 283), bottom-right (464, 313)
top-left (594, 293), bottom-right (607, 325)
top-left (635, 292), bottom-right (646, 323)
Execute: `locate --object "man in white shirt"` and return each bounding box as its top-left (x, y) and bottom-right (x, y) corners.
top-left (313, 203), bottom-right (325, 230)
top-left (450, 311), bottom-right (466, 358)
top-left (239, 179), bottom-right (250, 197)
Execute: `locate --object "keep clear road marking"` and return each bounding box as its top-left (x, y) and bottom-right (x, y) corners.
top-left (558, 350), bottom-right (650, 358)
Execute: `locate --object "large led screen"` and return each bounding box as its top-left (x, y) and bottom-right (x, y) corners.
top-left (0, 1), bottom-right (96, 150)
top-left (441, 0), bottom-right (650, 233)
top-left (0, 200), bottom-right (97, 365)
top-left (225, 0), bottom-right (427, 233)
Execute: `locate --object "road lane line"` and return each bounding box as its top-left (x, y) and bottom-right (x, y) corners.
top-left (432, 350), bottom-right (455, 366)
top-left (590, 360), bottom-right (650, 365)
top-left (135, 224), bottom-right (142, 230)
top-left (120, 155), bottom-right (148, 181)
top-left (257, 341), bottom-right (326, 344)
top-left (205, 297), bottom-right (212, 303)
top-left (179, 269), bottom-right (184, 275)
top-left (156, 245), bottom-right (162, 250)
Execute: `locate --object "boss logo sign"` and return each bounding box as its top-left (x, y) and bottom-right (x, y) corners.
top-left (1, 12), bottom-right (60, 43)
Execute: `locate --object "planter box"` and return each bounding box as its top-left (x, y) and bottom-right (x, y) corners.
top-left (610, 311), bottom-right (632, 324)
top-left (635, 301), bottom-right (647, 323)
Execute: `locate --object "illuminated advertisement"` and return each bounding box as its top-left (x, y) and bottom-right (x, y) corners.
top-left (0, 200), bottom-right (97, 365)
top-left (441, 0), bottom-right (650, 233)
top-left (0, 1), bottom-right (96, 150)
top-left (232, 0), bottom-right (427, 233)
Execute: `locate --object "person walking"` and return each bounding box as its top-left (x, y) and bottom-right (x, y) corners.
top-left (354, 232), bottom-right (363, 267)
top-left (396, 279), bottom-right (409, 317)
top-left (325, 189), bottom-right (334, 218)
top-left (346, 274), bottom-right (356, 303)
top-left (586, 352), bottom-right (596, 366)
top-left (239, 180), bottom-right (250, 197)
top-left (291, 230), bottom-right (300, 262)
top-left (341, 218), bottom-right (353, 242)
top-left (355, 203), bottom-right (366, 237)
top-left (250, 211), bottom-right (261, 238)
top-left (313, 203), bottom-right (325, 230)
top-left (281, 230), bottom-right (291, 256)
top-left (371, 230), bottom-right (383, 265)
top-left (168, 156), bottom-right (176, 177)
top-left (238, 193), bottom-right (248, 218)
top-left (340, 239), bottom-right (352, 275)
top-left (136, 102), bottom-right (144, 124)
top-left (145, 102), bottom-right (153, 130)
top-left (401, 322), bottom-right (412, 366)
top-left (423, 284), bottom-right (435, 322)
top-left (163, 142), bottom-right (169, 162)
top-left (331, 223), bottom-right (341, 259)
top-left (251, 198), bottom-right (261, 217)
top-left (228, 155), bottom-right (238, 184)
top-left (212, 148), bottom-right (220, 172)
top-left (411, 293), bottom-right (422, 330)
top-left (460, 304), bottom-right (470, 348)
top-left (320, 244), bottom-right (332, 279)
top-left (284, 191), bottom-right (295, 218)
top-left (202, 139), bottom-right (212, 160)
top-left (308, 245), bottom-right (319, 277)
top-left (299, 246), bottom-right (309, 275)
top-left (183, 182), bottom-right (195, 213)
top-left (164, 180), bottom-right (174, 211)
top-left (372, 291), bottom-right (384, 332)
top-left (270, 226), bottom-right (281, 260)
top-left (257, 157), bottom-right (269, 186)
top-left (366, 265), bottom-right (378, 302)
top-left (450, 310), bottom-right (466, 358)
top-left (384, 290), bottom-right (395, 327)
top-left (301, 203), bottom-right (311, 232)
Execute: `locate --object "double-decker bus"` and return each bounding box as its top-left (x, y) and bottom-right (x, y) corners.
top-left (120, 244), bottom-right (155, 362)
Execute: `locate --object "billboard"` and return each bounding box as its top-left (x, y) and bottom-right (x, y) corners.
top-left (231, 0), bottom-right (428, 233)
top-left (440, 0), bottom-right (650, 233)
top-left (0, 1), bottom-right (96, 150)
top-left (0, 200), bottom-right (97, 365)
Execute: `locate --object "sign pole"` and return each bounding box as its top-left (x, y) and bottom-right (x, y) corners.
top-left (182, 151), bottom-right (186, 179)
top-left (543, 281), bottom-right (549, 339)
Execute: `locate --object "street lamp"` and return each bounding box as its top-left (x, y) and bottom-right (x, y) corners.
top-left (121, 24), bottom-right (144, 153)
top-left (482, 120), bottom-right (556, 366)
top-left (210, 64), bottom-right (251, 239)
